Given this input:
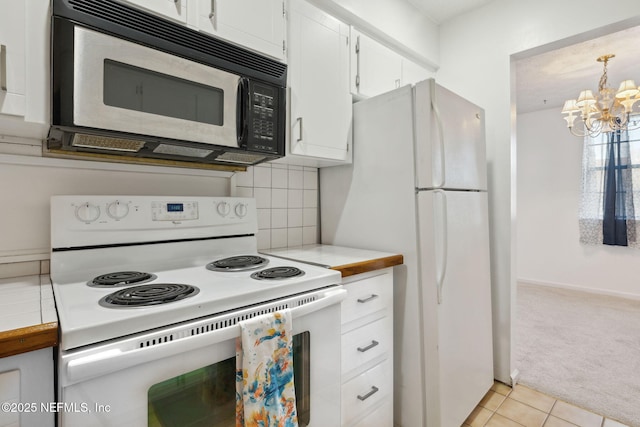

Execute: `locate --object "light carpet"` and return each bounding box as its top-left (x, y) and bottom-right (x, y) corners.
top-left (515, 282), bottom-right (640, 427)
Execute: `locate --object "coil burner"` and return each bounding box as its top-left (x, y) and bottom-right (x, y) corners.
top-left (206, 255), bottom-right (269, 272)
top-left (250, 266), bottom-right (306, 281)
top-left (88, 271), bottom-right (157, 288)
top-left (99, 284), bottom-right (200, 308)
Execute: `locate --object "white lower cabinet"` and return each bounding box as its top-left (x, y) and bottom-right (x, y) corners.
top-left (341, 268), bottom-right (393, 427)
top-left (0, 349), bottom-right (54, 427)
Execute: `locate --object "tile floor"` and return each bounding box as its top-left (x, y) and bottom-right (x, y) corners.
top-left (464, 382), bottom-right (629, 427)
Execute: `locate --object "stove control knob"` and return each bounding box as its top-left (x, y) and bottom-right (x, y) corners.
top-left (75, 202), bottom-right (100, 223)
top-left (235, 203), bottom-right (248, 218)
top-left (217, 201), bottom-right (230, 217)
top-left (107, 200), bottom-right (130, 220)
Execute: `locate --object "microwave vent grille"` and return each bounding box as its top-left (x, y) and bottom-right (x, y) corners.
top-left (215, 152), bottom-right (268, 165)
top-left (65, 0), bottom-right (286, 82)
top-left (72, 133), bottom-right (145, 152)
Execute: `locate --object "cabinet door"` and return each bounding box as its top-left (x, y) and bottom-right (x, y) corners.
top-left (192, 0), bottom-right (285, 61)
top-left (288, 0), bottom-right (351, 163)
top-left (117, 0), bottom-right (187, 24)
top-left (0, 0), bottom-right (26, 117)
top-left (350, 29), bottom-right (402, 99)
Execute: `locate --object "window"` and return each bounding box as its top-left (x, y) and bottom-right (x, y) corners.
top-left (579, 122), bottom-right (640, 247)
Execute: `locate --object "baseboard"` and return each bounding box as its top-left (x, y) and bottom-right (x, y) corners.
top-left (510, 369), bottom-right (520, 386)
top-left (518, 278), bottom-right (640, 301)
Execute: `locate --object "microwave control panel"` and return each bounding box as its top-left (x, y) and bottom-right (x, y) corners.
top-left (249, 82), bottom-right (279, 152)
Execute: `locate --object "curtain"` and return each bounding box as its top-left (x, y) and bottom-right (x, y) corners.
top-left (602, 130), bottom-right (635, 245)
top-left (579, 127), bottom-right (640, 248)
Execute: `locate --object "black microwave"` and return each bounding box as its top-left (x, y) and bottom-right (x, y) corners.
top-left (48, 0), bottom-right (286, 168)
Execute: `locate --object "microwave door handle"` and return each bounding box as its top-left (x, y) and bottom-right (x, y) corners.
top-left (236, 77), bottom-right (249, 147)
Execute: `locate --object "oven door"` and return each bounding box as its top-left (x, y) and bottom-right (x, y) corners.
top-left (72, 24), bottom-right (241, 148)
top-left (57, 287), bottom-right (345, 427)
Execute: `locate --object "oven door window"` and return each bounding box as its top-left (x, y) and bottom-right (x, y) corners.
top-left (148, 332), bottom-right (310, 426)
top-left (103, 60), bottom-right (224, 126)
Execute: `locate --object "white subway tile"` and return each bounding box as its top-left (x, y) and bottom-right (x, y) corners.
top-left (303, 208), bottom-right (318, 226)
top-left (271, 209), bottom-right (288, 229)
top-left (257, 209), bottom-right (272, 230)
top-left (254, 166), bottom-right (272, 188)
top-left (303, 190), bottom-right (318, 208)
top-left (271, 188), bottom-right (288, 209)
top-left (257, 230), bottom-right (271, 250)
top-left (272, 167), bottom-right (288, 189)
top-left (253, 188), bottom-right (272, 209)
top-left (288, 169), bottom-right (304, 189)
top-left (288, 209), bottom-right (303, 228)
top-left (271, 229), bottom-right (288, 248)
top-left (303, 169), bottom-right (318, 190)
top-left (303, 226), bottom-right (318, 245)
top-left (287, 227), bottom-right (303, 247)
top-left (288, 189), bottom-right (303, 208)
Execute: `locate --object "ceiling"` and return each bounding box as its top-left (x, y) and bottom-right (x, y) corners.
top-left (405, 0), bottom-right (494, 24)
top-left (406, 0), bottom-right (640, 116)
top-left (516, 25), bottom-right (640, 114)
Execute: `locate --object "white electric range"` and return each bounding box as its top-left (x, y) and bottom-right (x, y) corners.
top-left (50, 195), bottom-right (344, 427)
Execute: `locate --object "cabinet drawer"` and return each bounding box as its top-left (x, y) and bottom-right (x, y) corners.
top-left (341, 316), bottom-right (391, 375)
top-left (351, 399), bottom-right (393, 427)
top-left (341, 359), bottom-right (392, 425)
top-left (341, 271), bottom-right (392, 325)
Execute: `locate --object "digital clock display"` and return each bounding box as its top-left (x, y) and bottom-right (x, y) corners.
top-left (167, 203), bottom-right (184, 212)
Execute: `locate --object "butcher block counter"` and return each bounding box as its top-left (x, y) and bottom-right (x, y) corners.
top-left (262, 244), bottom-right (403, 277)
top-left (0, 275), bottom-right (58, 358)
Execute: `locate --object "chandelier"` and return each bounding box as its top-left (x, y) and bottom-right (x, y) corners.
top-left (561, 54), bottom-right (640, 137)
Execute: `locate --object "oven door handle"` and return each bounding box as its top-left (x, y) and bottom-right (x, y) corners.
top-left (64, 288), bottom-right (346, 385)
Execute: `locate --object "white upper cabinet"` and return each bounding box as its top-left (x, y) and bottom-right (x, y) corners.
top-left (350, 29), bottom-right (402, 99)
top-left (0, 0), bottom-right (27, 118)
top-left (116, 0), bottom-right (285, 61)
top-left (116, 0), bottom-right (188, 24)
top-left (0, 0), bottom-right (49, 142)
top-left (286, 0), bottom-right (352, 166)
top-left (189, 0), bottom-right (286, 61)
top-left (350, 28), bottom-right (433, 99)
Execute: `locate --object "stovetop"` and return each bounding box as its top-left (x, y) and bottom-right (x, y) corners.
top-left (52, 252), bottom-right (339, 350)
top-left (49, 196), bottom-right (341, 351)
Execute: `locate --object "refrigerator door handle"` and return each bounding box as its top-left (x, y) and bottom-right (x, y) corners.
top-left (430, 79), bottom-right (446, 188)
top-left (434, 189), bottom-right (448, 304)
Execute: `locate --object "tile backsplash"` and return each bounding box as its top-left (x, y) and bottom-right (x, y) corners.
top-left (234, 163), bottom-right (318, 250)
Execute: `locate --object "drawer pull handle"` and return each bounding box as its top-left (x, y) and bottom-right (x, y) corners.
top-left (357, 294), bottom-right (378, 304)
top-left (357, 385), bottom-right (379, 401)
top-left (357, 340), bottom-right (379, 353)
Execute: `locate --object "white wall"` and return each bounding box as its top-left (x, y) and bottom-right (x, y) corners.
top-left (436, 0), bottom-right (640, 383)
top-left (518, 108), bottom-right (640, 298)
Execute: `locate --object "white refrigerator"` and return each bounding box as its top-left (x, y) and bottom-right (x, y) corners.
top-left (320, 79), bottom-right (494, 427)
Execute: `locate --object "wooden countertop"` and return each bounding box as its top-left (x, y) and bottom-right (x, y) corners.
top-left (261, 244), bottom-right (403, 278)
top-left (0, 275), bottom-right (58, 358)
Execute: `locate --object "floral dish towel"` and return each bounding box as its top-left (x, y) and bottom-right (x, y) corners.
top-left (236, 310), bottom-right (298, 427)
